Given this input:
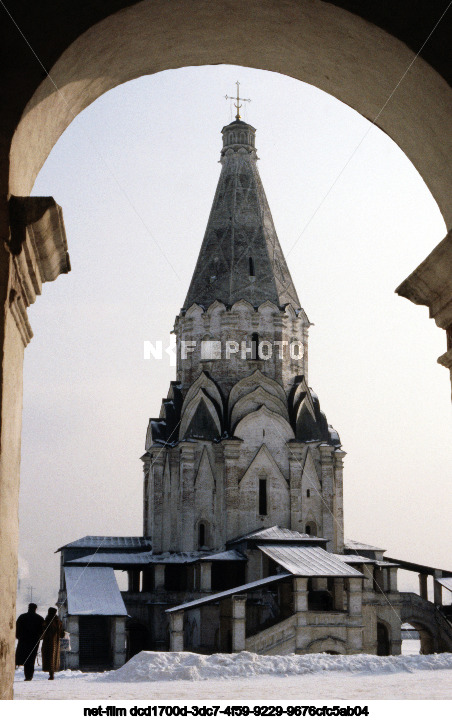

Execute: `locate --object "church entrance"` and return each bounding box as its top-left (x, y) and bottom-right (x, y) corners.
top-left (376, 622), bottom-right (390, 656)
top-left (79, 616), bottom-right (112, 670)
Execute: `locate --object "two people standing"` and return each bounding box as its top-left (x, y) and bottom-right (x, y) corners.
top-left (16, 603), bottom-right (64, 680)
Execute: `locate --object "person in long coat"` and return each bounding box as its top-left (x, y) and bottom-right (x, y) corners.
top-left (41, 607), bottom-right (64, 680)
top-left (16, 603), bottom-right (45, 680)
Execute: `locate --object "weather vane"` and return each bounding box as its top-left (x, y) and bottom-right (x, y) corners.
top-left (225, 81), bottom-right (251, 120)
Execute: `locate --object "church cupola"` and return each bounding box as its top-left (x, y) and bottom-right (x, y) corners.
top-left (221, 119), bottom-right (256, 157)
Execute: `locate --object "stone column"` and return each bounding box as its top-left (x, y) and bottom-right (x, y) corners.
top-left (219, 597), bottom-right (233, 652)
top-left (180, 442), bottom-right (196, 552)
top-left (200, 562), bottom-right (212, 592)
top-left (0, 197), bottom-right (69, 698)
top-left (222, 439), bottom-right (242, 543)
top-left (373, 566), bottom-right (385, 594)
top-left (293, 577), bottom-right (309, 653)
top-left (333, 449), bottom-right (346, 553)
top-left (310, 577), bottom-right (326, 594)
top-left (66, 615), bottom-right (80, 669)
top-left (128, 569), bottom-right (140, 593)
top-left (333, 578), bottom-right (345, 610)
top-left (142, 451), bottom-right (152, 535)
top-left (347, 578), bottom-right (363, 616)
top-left (154, 564), bottom-right (165, 591)
top-left (302, 324), bottom-right (309, 383)
top-left (434, 572), bottom-right (443, 606)
top-left (319, 444), bottom-right (335, 551)
top-left (388, 567), bottom-right (398, 593)
top-left (112, 617), bottom-right (127, 668)
top-left (288, 442), bottom-right (304, 529)
top-left (419, 573), bottom-right (428, 600)
top-left (169, 611), bottom-right (184, 651)
top-left (231, 595), bottom-right (247, 652)
top-left (361, 564), bottom-right (374, 592)
top-left (150, 451), bottom-right (165, 554)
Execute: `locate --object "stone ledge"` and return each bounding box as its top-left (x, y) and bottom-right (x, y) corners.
top-left (395, 230), bottom-right (452, 329)
top-left (7, 195), bottom-right (70, 346)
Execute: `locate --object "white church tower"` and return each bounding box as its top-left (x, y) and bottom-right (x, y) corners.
top-left (59, 102), bottom-right (408, 663)
top-left (143, 109), bottom-right (345, 557)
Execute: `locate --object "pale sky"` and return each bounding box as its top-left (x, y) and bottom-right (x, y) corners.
top-left (17, 64), bottom-right (452, 610)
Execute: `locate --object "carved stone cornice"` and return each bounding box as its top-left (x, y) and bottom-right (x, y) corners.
top-left (396, 230), bottom-right (452, 330)
top-left (7, 196), bottom-right (70, 346)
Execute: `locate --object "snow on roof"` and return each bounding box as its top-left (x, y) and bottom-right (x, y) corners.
top-left (333, 554), bottom-right (376, 565)
top-left (258, 544), bottom-right (363, 577)
top-left (344, 539), bottom-right (386, 552)
top-left (58, 536), bottom-right (152, 552)
top-left (66, 549), bottom-right (247, 567)
top-left (66, 552), bottom-right (154, 566)
top-left (200, 550), bottom-right (246, 562)
top-left (438, 577), bottom-right (452, 593)
top-left (166, 573), bottom-right (292, 614)
top-left (230, 526), bottom-right (325, 544)
top-left (64, 567), bottom-right (128, 616)
top-left (150, 552), bottom-right (203, 564)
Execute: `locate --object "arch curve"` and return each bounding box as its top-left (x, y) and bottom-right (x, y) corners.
top-left (8, 0), bottom-right (452, 231)
top-left (305, 636), bottom-right (347, 655)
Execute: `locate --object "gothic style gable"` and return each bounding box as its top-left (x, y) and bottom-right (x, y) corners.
top-left (289, 376), bottom-right (341, 446)
top-left (194, 447), bottom-right (216, 490)
top-left (237, 444), bottom-right (290, 534)
top-left (234, 405), bottom-right (295, 444)
top-left (230, 386), bottom-right (289, 431)
top-left (300, 447), bottom-right (322, 537)
top-left (181, 371), bottom-right (223, 419)
top-left (179, 389), bottom-right (222, 441)
top-left (239, 444), bottom-right (288, 488)
top-left (229, 369), bottom-right (286, 413)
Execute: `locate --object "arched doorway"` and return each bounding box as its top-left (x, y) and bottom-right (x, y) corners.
top-left (377, 621), bottom-right (391, 656)
top-left (403, 619), bottom-right (436, 655)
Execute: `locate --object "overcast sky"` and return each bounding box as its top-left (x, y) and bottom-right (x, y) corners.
top-left (17, 64), bottom-right (451, 610)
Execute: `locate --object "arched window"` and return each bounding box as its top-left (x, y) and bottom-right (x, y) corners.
top-left (249, 257), bottom-right (255, 276)
top-left (198, 522), bottom-right (206, 548)
top-left (259, 478), bottom-right (267, 516)
top-left (305, 525), bottom-right (311, 535)
top-left (251, 332), bottom-right (259, 360)
top-left (305, 521), bottom-right (317, 536)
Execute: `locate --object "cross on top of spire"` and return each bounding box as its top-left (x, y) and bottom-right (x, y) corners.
top-left (225, 81), bottom-right (251, 120)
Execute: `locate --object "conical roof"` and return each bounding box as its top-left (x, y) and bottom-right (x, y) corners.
top-left (183, 119), bottom-right (300, 310)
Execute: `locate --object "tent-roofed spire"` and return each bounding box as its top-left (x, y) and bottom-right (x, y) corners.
top-left (183, 117), bottom-right (301, 311)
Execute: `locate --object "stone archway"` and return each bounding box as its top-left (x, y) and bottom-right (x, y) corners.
top-left (402, 617), bottom-right (437, 655)
top-left (377, 620), bottom-right (391, 656)
top-left (1, 0), bottom-right (451, 698)
top-left (306, 636), bottom-right (347, 655)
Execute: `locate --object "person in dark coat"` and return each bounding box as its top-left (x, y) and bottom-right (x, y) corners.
top-left (15, 603), bottom-right (44, 680)
top-left (41, 607), bottom-right (64, 680)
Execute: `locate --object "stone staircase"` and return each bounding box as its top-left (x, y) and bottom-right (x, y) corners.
top-left (400, 592), bottom-right (452, 652)
top-left (245, 615), bottom-right (296, 654)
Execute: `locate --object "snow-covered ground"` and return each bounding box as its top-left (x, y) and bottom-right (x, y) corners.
top-left (401, 638), bottom-right (421, 655)
top-left (13, 650), bottom-right (452, 700)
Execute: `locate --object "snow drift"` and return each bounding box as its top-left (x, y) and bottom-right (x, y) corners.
top-left (100, 651), bottom-right (452, 683)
